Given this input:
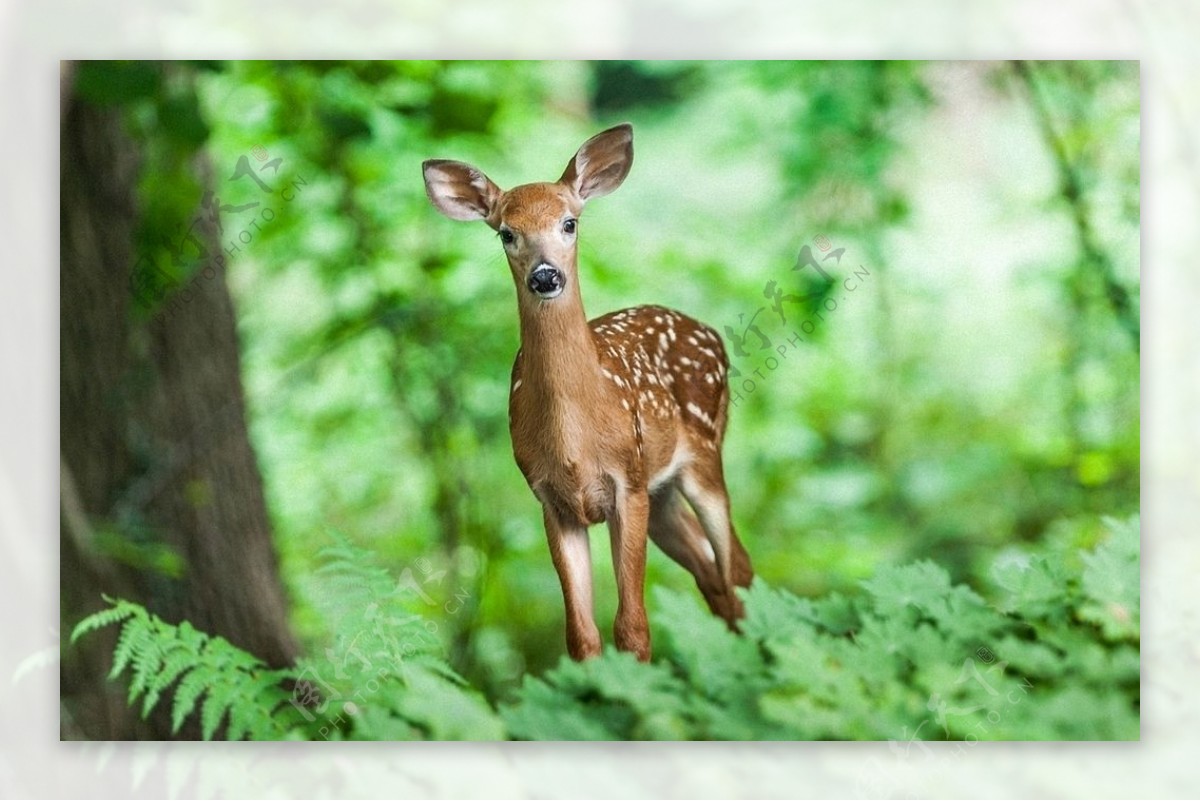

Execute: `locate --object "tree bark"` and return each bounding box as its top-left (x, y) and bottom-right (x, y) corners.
top-left (60, 75), bottom-right (298, 740)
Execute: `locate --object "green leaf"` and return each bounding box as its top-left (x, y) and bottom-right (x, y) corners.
top-left (740, 579), bottom-right (814, 641)
top-left (200, 685), bottom-right (230, 740)
top-left (70, 598), bottom-right (137, 644)
top-left (392, 665), bottom-right (505, 741)
top-left (1078, 516), bottom-right (1140, 640)
top-left (502, 675), bottom-right (618, 741)
top-left (109, 619), bottom-right (147, 680)
top-left (141, 650), bottom-right (196, 719)
top-left (170, 663), bottom-right (210, 734)
top-left (654, 587), bottom-right (757, 701)
top-left (989, 552), bottom-right (1071, 618)
top-left (861, 560), bottom-right (953, 618)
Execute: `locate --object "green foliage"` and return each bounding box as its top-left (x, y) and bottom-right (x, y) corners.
top-left (71, 544), bottom-right (505, 741)
top-left (291, 538), bottom-right (505, 741)
top-left (91, 522), bottom-right (185, 578)
top-left (1078, 516), bottom-right (1140, 640)
top-left (72, 516), bottom-right (1138, 741)
top-left (70, 597), bottom-right (295, 739)
top-left (503, 515), bottom-right (1139, 741)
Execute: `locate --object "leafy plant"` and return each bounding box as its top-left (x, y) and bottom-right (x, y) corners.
top-left (505, 515), bottom-right (1138, 741)
top-left (71, 515), bottom-right (1138, 741)
top-left (69, 598), bottom-right (296, 740)
top-left (71, 541), bottom-right (505, 741)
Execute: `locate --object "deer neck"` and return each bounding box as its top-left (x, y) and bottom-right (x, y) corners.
top-left (516, 280), bottom-right (603, 417)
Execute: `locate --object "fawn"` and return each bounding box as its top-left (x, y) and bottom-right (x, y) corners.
top-left (422, 124), bottom-right (753, 661)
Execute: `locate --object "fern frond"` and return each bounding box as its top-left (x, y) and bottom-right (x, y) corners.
top-left (70, 597), bottom-right (139, 644)
top-left (141, 649), bottom-right (196, 719)
top-left (224, 690), bottom-right (256, 741)
top-left (126, 617), bottom-right (172, 703)
top-left (225, 670), bottom-right (286, 740)
top-left (72, 597), bottom-right (301, 739)
top-left (109, 614), bottom-right (153, 680)
top-left (170, 664), bottom-right (211, 734)
top-left (200, 682), bottom-right (233, 741)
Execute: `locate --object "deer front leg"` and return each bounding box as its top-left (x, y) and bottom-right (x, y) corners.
top-left (543, 506), bottom-right (602, 660)
top-left (608, 485), bottom-right (651, 661)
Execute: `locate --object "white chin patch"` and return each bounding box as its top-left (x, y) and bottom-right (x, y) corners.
top-left (535, 286), bottom-right (564, 300)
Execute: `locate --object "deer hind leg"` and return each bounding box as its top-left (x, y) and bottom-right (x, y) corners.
top-left (677, 457), bottom-right (754, 625)
top-left (649, 486), bottom-right (740, 623)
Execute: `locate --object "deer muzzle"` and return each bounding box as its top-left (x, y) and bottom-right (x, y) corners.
top-left (527, 264), bottom-right (565, 299)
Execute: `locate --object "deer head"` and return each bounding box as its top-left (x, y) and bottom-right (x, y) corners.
top-left (422, 124), bottom-right (633, 308)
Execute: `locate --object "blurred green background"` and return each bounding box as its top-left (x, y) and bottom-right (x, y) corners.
top-left (96, 60), bottom-right (1140, 704)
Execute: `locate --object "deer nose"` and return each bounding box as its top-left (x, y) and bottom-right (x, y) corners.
top-left (527, 264), bottom-right (565, 299)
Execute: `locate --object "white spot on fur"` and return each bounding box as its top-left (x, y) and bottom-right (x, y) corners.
top-left (687, 403), bottom-right (716, 429)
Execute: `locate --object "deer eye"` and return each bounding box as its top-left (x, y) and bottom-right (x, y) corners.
top-left (563, 219), bottom-right (577, 235)
top-left (499, 229), bottom-right (515, 245)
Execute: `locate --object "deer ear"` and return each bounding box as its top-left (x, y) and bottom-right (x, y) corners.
top-left (422, 159), bottom-right (502, 224)
top-left (559, 123), bottom-right (634, 203)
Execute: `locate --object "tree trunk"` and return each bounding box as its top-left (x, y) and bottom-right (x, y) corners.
top-left (60, 77), bottom-right (298, 740)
